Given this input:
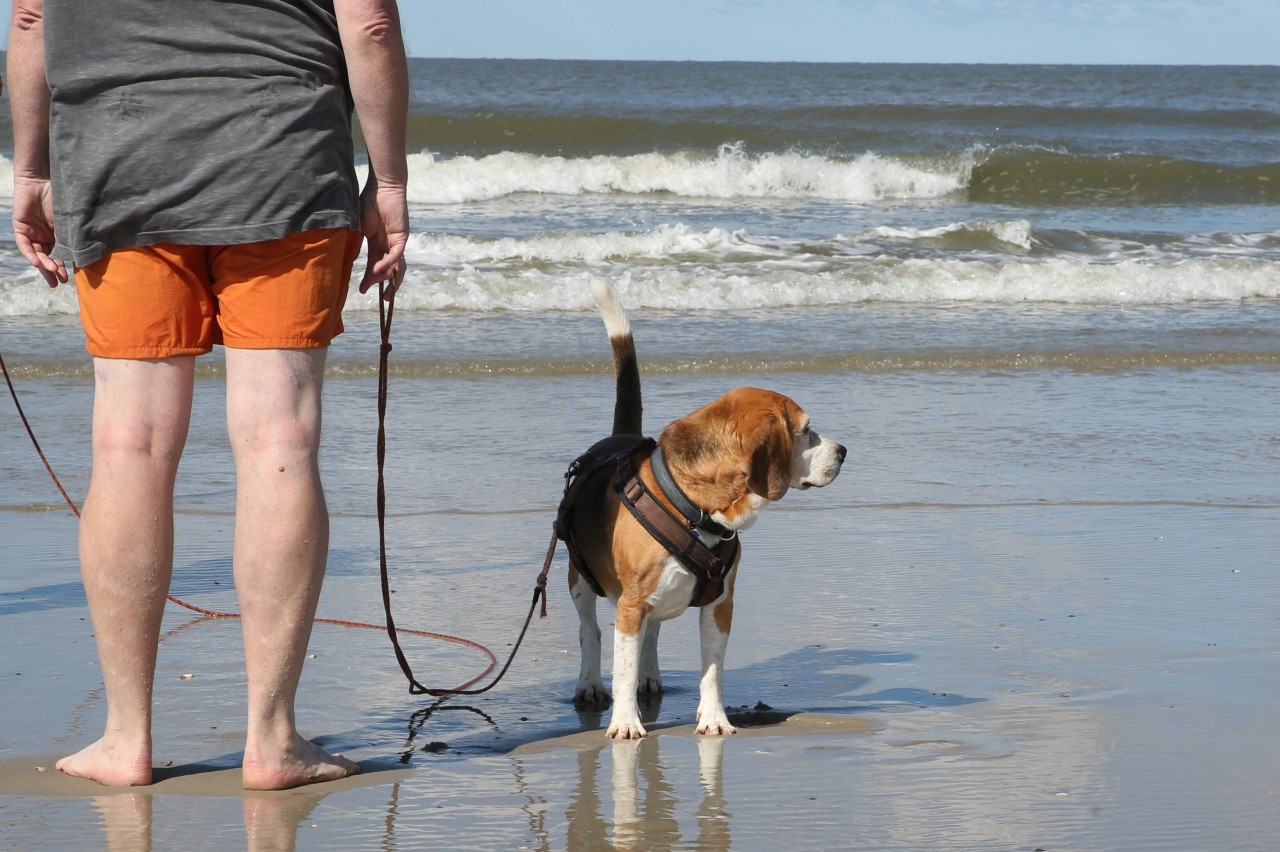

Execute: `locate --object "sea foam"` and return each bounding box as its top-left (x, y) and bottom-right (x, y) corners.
top-left (5, 224), bottom-right (1278, 318)
top-left (1, 147), bottom-right (962, 206)
top-left (337, 248), bottom-right (1280, 313)
top-left (371, 145), bottom-right (967, 204)
top-left (0, 273), bottom-right (81, 317)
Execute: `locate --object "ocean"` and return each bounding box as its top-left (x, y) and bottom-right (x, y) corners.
top-left (3, 60), bottom-right (1280, 849)
top-left (4, 61), bottom-right (1280, 358)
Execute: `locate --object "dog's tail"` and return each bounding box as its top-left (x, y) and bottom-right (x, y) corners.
top-left (590, 278), bottom-right (643, 436)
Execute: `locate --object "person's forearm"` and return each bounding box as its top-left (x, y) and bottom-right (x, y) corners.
top-left (7, 0), bottom-right (51, 180)
top-left (335, 0), bottom-right (409, 188)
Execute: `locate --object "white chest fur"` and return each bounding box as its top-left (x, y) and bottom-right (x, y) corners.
top-left (645, 555), bottom-right (698, 621)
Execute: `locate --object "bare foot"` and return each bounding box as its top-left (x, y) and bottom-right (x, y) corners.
top-left (56, 738), bottom-right (153, 787)
top-left (242, 734), bottom-right (360, 791)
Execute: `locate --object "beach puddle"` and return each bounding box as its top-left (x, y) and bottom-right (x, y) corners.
top-left (514, 710), bottom-right (875, 754)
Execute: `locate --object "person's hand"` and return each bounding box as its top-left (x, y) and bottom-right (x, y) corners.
top-left (12, 175), bottom-right (67, 287)
top-left (357, 171), bottom-right (409, 300)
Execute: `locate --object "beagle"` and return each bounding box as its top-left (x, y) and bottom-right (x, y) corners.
top-left (562, 280), bottom-right (846, 739)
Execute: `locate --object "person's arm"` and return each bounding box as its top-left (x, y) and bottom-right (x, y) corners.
top-left (334, 0), bottom-right (410, 296)
top-left (7, 0), bottom-right (66, 286)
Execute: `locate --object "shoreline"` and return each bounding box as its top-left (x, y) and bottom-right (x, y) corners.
top-left (0, 711), bottom-right (872, 799)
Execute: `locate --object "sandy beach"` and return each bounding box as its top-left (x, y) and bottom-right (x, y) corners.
top-left (3, 306), bottom-right (1278, 849)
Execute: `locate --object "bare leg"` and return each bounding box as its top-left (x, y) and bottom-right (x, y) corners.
top-left (58, 357), bottom-right (195, 786)
top-left (225, 348), bottom-right (358, 790)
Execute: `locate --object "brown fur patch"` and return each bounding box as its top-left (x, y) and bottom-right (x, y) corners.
top-left (659, 387), bottom-right (804, 520)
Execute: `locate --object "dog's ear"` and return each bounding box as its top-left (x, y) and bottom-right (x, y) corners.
top-left (747, 412), bottom-right (792, 500)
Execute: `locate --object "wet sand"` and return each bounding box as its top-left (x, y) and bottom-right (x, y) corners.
top-left (0, 712), bottom-right (868, 798)
top-left (2, 316), bottom-right (1279, 849)
top-left (0, 754), bottom-right (412, 798)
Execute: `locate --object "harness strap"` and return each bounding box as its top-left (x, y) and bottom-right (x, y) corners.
top-left (555, 435), bottom-right (657, 599)
top-left (615, 452), bottom-right (739, 608)
top-left (556, 436), bottom-right (740, 609)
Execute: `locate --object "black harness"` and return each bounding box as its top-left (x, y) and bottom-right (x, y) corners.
top-left (555, 436), bottom-right (740, 608)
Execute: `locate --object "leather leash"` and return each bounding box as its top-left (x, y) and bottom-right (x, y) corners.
top-left (375, 287), bottom-right (556, 696)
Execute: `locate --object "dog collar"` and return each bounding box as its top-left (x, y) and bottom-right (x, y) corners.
top-left (650, 444), bottom-right (735, 541)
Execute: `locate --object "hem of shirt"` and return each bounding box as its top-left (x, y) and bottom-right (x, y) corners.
top-left (53, 211), bottom-right (361, 268)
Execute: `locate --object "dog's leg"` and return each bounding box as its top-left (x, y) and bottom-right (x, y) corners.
top-left (694, 595), bottom-right (738, 735)
top-left (638, 620), bottom-right (663, 695)
top-left (607, 601), bottom-right (649, 738)
top-left (571, 567), bottom-right (609, 704)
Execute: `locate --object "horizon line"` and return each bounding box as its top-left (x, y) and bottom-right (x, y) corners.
top-left (407, 55), bottom-right (1280, 68)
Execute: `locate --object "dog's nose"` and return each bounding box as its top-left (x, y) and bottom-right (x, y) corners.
top-left (836, 444), bottom-right (847, 462)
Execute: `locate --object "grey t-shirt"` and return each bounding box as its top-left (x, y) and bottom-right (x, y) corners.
top-left (43, 0), bottom-right (361, 267)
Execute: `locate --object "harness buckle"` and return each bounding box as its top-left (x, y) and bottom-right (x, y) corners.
top-left (625, 479), bottom-right (646, 504)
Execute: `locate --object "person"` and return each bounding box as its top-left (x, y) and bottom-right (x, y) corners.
top-left (7, 0), bottom-right (410, 790)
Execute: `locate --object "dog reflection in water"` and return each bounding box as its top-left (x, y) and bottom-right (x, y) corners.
top-left (564, 734), bottom-right (732, 851)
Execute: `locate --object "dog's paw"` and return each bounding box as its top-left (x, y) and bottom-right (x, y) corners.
top-left (574, 682), bottom-right (611, 706)
top-left (606, 711), bottom-right (648, 740)
top-left (695, 706), bottom-right (739, 736)
top-left (637, 673), bottom-right (664, 695)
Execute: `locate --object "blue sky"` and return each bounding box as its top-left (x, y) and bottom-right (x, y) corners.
top-left (0, 0), bottom-right (1275, 64)
top-left (400, 0), bottom-right (1278, 64)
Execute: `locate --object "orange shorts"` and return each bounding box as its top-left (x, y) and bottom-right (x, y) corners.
top-left (74, 228), bottom-right (363, 359)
